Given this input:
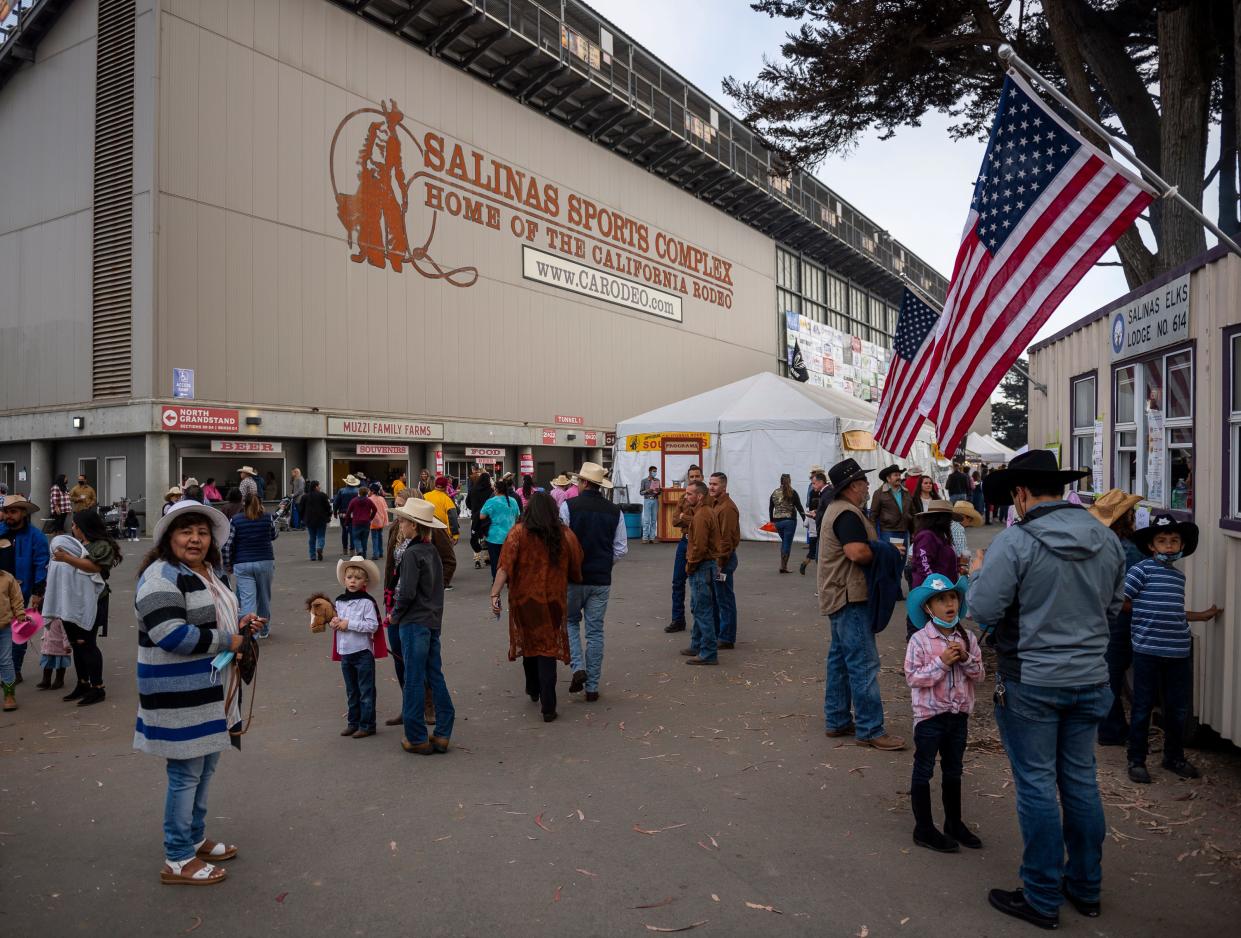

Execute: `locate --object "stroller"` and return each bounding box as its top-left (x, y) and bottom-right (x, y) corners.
top-left (273, 496), bottom-right (292, 532)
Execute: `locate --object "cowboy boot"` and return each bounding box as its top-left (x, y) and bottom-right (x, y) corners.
top-left (35, 668), bottom-right (52, 689)
top-left (2, 681), bottom-right (16, 712)
top-left (779, 552), bottom-right (789, 573)
top-left (51, 668), bottom-right (66, 690)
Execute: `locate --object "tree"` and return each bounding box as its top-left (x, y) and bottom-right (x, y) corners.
top-left (991, 359), bottom-right (1029, 449)
top-left (723, 0), bottom-right (1237, 289)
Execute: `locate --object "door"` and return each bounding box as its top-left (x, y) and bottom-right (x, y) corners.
top-left (536, 461), bottom-right (556, 487)
top-left (0, 462), bottom-right (13, 493)
top-left (78, 457), bottom-right (99, 491)
top-left (105, 457), bottom-right (127, 506)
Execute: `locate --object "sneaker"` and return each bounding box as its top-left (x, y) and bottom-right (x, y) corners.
top-left (856, 734), bottom-right (906, 751)
top-left (445, 585), bottom-right (455, 591)
top-left (988, 888), bottom-right (1059, 930)
top-left (569, 670), bottom-right (587, 694)
top-left (1127, 762), bottom-right (1152, 784)
top-left (1060, 881), bottom-right (1100, 917)
top-left (1162, 758), bottom-right (1200, 780)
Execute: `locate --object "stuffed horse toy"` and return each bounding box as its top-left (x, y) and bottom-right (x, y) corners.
top-left (306, 593), bottom-right (335, 634)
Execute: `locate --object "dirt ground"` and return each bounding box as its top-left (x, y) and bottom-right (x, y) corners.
top-left (2, 521), bottom-right (1238, 936)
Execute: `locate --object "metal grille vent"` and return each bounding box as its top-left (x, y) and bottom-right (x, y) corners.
top-left (91, 0), bottom-right (135, 398)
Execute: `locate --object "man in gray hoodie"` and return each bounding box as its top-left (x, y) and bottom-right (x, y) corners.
top-left (967, 450), bottom-right (1125, 931)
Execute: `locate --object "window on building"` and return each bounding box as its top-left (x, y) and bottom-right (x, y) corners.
top-left (1229, 328), bottom-right (1241, 521)
top-left (827, 275), bottom-right (846, 313)
top-left (1111, 348), bottom-right (1195, 509)
top-left (1071, 374), bottom-right (1096, 489)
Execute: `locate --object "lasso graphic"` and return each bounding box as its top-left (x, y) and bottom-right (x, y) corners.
top-left (329, 99), bottom-right (478, 287)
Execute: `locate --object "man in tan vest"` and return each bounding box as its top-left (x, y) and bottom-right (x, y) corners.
top-left (817, 458), bottom-right (906, 751)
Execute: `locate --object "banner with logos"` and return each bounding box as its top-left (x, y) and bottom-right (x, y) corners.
top-left (783, 310), bottom-right (890, 403)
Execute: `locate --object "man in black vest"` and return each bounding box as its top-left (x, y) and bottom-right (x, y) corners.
top-left (559, 462), bottom-right (627, 702)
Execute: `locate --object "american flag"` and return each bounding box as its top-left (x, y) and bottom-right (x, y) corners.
top-left (874, 288), bottom-right (940, 455)
top-left (917, 71), bottom-right (1156, 455)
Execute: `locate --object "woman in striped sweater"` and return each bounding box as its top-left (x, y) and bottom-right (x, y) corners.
top-left (134, 500), bottom-right (262, 886)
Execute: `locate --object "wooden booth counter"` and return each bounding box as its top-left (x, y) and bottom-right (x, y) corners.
top-left (658, 488), bottom-right (685, 542)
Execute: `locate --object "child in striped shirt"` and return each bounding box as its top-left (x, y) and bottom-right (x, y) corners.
top-left (1124, 514), bottom-right (1221, 784)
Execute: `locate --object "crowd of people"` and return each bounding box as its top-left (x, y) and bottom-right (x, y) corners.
top-left (0, 448), bottom-right (1225, 931)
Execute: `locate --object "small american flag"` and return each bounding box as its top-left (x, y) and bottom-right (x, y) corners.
top-left (919, 71), bottom-right (1155, 455)
top-left (874, 288), bottom-right (940, 455)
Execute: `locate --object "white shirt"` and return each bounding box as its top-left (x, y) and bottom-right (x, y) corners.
top-left (333, 595), bottom-right (380, 656)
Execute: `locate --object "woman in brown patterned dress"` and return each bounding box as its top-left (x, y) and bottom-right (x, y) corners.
top-left (490, 492), bottom-right (582, 722)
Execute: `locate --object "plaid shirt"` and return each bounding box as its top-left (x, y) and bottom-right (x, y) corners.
top-left (49, 486), bottom-right (71, 515)
top-left (903, 623), bottom-right (985, 726)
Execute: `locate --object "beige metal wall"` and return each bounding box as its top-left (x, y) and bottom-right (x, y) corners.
top-left (153, 0), bottom-right (778, 429)
top-left (0, 0), bottom-right (99, 410)
top-left (1030, 253), bottom-right (1241, 743)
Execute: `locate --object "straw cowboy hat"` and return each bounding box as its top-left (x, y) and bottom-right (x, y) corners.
top-left (238, 466), bottom-right (257, 477)
top-left (183, 477), bottom-right (200, 488)
top-left (152, 499), bottom-right (232, 548)
top-left (982, 449), bottom-right (1088, 506)
top-left (951, 500), bottom-right (984, 527)
top-left (165, 485), bottom-right (183, 499)
top-left (576, 462), bottom-right (613, 489)
top-left (809, 465), bottom-right (826, 474)
top-left (336, 554), bottom-right (381, 590)
top-left (1088, 488), bottom-right (1142, 529)
top-left (343, 474), bottom-right (361, 487)
top-left (551, 474), bottom-right (571, 487)
top-left (1133, 512), bottom-right (1199, 559)
top-left (917, 499), bottom-right (966, 521)
top-left (392, 499), bottom-right (447, 529)
top-left (0, 493), bottom-right (39, 514)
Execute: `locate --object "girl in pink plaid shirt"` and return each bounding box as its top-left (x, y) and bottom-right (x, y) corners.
top-left (903, 574), bottom-right (984, 854)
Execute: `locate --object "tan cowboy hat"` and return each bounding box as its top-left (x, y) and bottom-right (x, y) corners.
top-left (343, 474), bottom-right (361, 487)
top-left (917, 499), bottom-right (964, 520)
top-left (576, 461), bottom-right (613, 489)
top-left (0, 494), bottom-right (39, 514)
top-left (952, 500), bottom-right (983, 527)
top-left (165, 485), bottom-right (183, 499)
top-left (809, 465), bottom-right (825, 474)
top-left (336, 555), bottom-right (381, 590)
top-left (238, 466), bottom-right (257, 476)
top-left (551, 474), bottom-right (571, 487)
top-left (392, 499), bottom-right (447, 529)
top-left (1088, 488), bottom-right (1142, 528)
top-left (183, 477), bottom-right (200, 488)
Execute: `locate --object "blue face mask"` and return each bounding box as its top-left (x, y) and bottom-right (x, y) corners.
top-left (931, 614), bottom-right (960, 629)
top-left (1155, 551), bottom-right (1183, 564)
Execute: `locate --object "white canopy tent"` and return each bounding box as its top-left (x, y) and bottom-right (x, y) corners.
top-left (613, 372), bottom-right (937, 542)
top-left (964, 432), bottom-right (1018, 464)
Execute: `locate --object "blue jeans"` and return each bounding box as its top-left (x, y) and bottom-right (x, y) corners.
top-left (164, 751), bottom-right (222, 862)
top-left (306, 524), bottom-right (326, 559)
top-left (774, 518), bottom-right (796, 556)
top-left (291, 502), bottom-right (301, 529)
top-left (1099, 617), bottom-right (1133, 744)
top-left (340, 518), bottom-right (352, 552)
top-left (823, 601), bottom-right (886, 740)
top-left (994, 677), bottom-right (1112, 917)
top-left (688, 561), bottom-right (718, 662)
top-left (398, 623), bottom-right (454, 744)
top-left (0, 626), bottom-right (14, 685)
top-left (711, 552), bottom-right (739, 644)
top-left (340, 649), bottom-right (376, 731)
top-left (567, 583), bottom-right (610, 692)
top-left (1128, 652), bottom-right (1191, 765)
top-left (11, 633), bottom-right (25, 677)
top-left (351, 525), bottom-right (371, 558)
top-left (233, 559), bottom-right (273, 637)
top-left (641, 498), bottom-right (659, 540)
top-left (671, 537), bottom-right (688, 623)
top-left (371, 528), bottom-right (384, 559)
top-left (487, 542), bottom-right (503, 581)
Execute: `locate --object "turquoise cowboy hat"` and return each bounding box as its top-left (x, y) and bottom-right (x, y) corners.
top-left (907, 574), bottom-right (970, 631)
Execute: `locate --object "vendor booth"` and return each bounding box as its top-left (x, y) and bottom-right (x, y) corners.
top-left (613, 372), bottom-right (937, 542)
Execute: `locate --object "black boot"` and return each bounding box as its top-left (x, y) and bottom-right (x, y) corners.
top-left (779, 552), bottom-right (789, 573)
top-left (51, 668), bottom-right (66, 689)
top-left (35, 668), bottom-right (53, 689)
top-left (942, 778), bottom-right (982, 848)
top-left (78, 684), bottom-right (107, 707)
top-left (63, 681), bottom-right (88, 702)
top-left (911, 783), bottom-right (959, 852)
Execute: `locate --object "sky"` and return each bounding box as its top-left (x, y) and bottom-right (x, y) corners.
top-left (588, 0), bottom-right (1222, 346)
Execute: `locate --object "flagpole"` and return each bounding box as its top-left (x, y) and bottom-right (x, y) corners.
top-left (997, 44), bottom-right (1241, 260)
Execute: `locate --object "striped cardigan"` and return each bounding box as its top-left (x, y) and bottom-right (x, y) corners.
top-left (133, 561), bottom-right (232, 759)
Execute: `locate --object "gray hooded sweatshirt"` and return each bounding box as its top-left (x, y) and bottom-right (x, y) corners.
top-left (967, 502), bottom-right (1125, 688)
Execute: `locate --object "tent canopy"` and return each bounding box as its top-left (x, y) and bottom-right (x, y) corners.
top-left (965, 432), bottom-right (1018, 464)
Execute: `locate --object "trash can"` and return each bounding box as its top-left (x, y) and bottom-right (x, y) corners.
top-left (620, 503), bottom-right (642, 540)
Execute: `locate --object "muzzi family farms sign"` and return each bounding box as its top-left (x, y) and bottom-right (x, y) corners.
top-left (329, 100), bottom-right (734, 316)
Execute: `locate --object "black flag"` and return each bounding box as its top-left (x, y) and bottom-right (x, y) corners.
top-left (789, 340), bottom-right (809, 382)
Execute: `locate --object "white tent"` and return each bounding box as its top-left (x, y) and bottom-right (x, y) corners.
top-left (613, 372), bottom-right (937, 542)
top-left (964, 432), bottom-right (1018, 464)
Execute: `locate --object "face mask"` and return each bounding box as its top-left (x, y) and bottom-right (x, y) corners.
top-left (931, 614), bottom-right (960, 629)
top-left (1155, 551), bottom-right (1183, 564)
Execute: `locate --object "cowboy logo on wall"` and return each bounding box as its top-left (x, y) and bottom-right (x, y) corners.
top-left (331, 99), bottom-right (478, 286)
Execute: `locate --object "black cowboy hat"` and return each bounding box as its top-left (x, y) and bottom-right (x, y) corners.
top-left (829, 458), bottom-right (874, 497)
top-left (879, 464), bottom-right (902, 482)
top-left (1133, 512), bottom-right (1199, 558)
top-left (982, 449), bottom-right (1088, 506)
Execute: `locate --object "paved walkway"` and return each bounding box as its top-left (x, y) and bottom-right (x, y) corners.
top-left (4, 522), bottom-right (1239, 935)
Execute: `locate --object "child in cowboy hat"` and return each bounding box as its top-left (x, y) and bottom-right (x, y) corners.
top-left (1123, 514), bottom-right (1222, 783)
top-left (904, 573), bottom-right (984, 853)
top-left (329, 555), bottom-right (388, 739)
